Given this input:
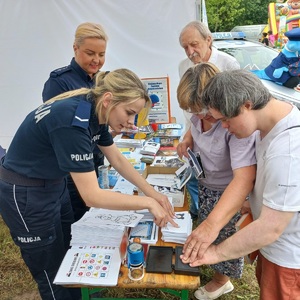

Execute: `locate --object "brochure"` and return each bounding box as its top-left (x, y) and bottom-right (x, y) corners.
top-left (129, 219), bottom-right (158, 245)
top-left (54, 245), bottom-right (121, 286)
top-left (140, 141), bottom-right (160, 156)
top-left (187, 148), bottom-right (205, 179)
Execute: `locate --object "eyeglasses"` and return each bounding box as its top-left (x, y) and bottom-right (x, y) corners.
top-left (186, 107), bottom-right (209, 116)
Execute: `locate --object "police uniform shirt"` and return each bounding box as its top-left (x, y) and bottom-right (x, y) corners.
top-left (42, 58), bottom-right (95, 101)
top-left (3, 96), bottom-right (113, 179)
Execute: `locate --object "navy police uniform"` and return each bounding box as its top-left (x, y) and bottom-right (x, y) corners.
top-left (42, 58), bottom-right (94, 100)
top-left (43, 58), bottom-right (105, 222)
top-left (0, 96), bottom-right (113, 300)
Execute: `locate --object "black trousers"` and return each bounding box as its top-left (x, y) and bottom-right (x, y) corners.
top-left (0, 179), bottom-right (81, 300)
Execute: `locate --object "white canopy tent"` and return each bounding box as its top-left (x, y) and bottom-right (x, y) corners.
top-left (0, 0), bottom-right (196, 149)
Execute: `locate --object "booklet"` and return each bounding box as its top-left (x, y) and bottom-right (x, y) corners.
top-left (54, 245), bottom-right (121, 286)
top-left (161, 211), bottom-right (193, 244)
top-left (140, 141), bottom-right (160, 156)
top-left (129, 219), bottom-right (159, 245)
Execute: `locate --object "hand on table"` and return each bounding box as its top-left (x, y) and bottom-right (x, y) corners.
top-left (147, 196), bottom-right (178, 228)
top-left (184, 244), bottom-right (221, 267)
top-left (180, 220), bottom-right (219, 264)
top-left (152, 191), bottom-right (175, 217)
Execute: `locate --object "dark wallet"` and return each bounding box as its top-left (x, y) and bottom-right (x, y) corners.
top-left (145, 246), bottom-right (199, 276)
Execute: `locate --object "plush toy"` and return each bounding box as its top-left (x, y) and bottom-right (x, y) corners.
top-left (283, 0), bottom-right (300, 29)
top-left (253, 28), bottom-right (300, 88)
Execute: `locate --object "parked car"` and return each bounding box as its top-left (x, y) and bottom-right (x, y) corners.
top-left (231, 24), bottom-right (267, 42)
top-left (212, 32), bottom-right (300, 108)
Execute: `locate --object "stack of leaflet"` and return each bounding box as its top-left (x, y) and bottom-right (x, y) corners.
top-left (114, 135), bottom-right (144, 148)
top-left (70, 208), bottom-right (144, 247)
top-left (161, 211), bottom-right (192, 244)
top-left (129, 219), bottom-right (159, 245)
top-left (150, 156), bottom-right (184, 168)
top-left (140, 140), bottom-right (160, 156)
top-left (55, 208), bottom-right (145, 287)
top-left (129, 197), bottom-right (173, 244)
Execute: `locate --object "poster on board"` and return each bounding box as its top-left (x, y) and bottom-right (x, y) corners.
top-left (141, 77), bottom-right (171, 124)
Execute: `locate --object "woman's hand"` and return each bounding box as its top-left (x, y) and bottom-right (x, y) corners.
top-left (147, 196), bottom-right (178, 228)
top-left (177, 129), bottom-right (193, 159)
top-left (181, 219), bottom-right (219, 263)
top-left (151, 190), bottom-right (175, 219)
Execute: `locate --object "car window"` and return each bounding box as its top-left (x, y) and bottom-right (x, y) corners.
top-left (216, 45), bottom-right (278, 70)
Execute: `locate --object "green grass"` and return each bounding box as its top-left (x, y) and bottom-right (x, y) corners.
top-left (0, 215), bottom-right (259, 299)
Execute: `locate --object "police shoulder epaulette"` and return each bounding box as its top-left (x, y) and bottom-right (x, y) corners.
top-left (72, 100), bottom-right (92, 129)
top-left (50, 65), bottom-right (72, 78)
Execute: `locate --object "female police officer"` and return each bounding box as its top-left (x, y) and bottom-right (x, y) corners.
top-left (0, 68), bottom-right (177, 300)
top-left (42, 22), bottom-right (109, 223)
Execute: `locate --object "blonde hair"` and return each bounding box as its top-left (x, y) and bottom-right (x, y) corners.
top-left (74, 22), bottom-right (108, 46)
top-left (47, 69), bottom-right (151, 124)
top-left (177, 62), bottom-right (220, 112)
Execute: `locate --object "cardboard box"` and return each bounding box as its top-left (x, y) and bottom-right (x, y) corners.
top-left (140, 166), bottom-right (185, 207)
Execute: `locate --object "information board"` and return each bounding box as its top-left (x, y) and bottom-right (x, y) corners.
top-left (141, 77), bottom-right (171, 124)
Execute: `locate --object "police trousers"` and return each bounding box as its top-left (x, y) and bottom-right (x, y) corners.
top-left (0, 178), bottom-right (81, 300)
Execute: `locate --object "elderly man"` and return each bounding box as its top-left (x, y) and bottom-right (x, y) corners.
top-left (181, 69), bottom-right (300, 300)
top-left (177, 21), bottom-right (240, 221)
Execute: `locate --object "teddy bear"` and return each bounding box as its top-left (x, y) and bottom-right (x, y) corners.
top-left (288, 0), bottom-right (300, 29)
top-left (252, 28), bottom-right (300, 88)
top-left (288, 0), bottom-right (300, 14)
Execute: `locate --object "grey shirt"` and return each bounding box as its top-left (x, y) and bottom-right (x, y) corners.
top-left (190, 115), bottom-right (256, 191)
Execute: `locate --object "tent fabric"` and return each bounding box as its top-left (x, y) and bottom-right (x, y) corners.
top-left (0, 0), bottom-right (195, 149)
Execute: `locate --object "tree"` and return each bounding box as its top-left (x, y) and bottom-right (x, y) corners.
top-left (238, 0), bottom-right (273, 25)
top-left (206, 0), bottom-right (273, 32)
top-left (206, 0), bottom-right (245, 32)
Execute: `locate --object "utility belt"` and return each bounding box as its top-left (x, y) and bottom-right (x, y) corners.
top-left (0, 165), bottom-right (63, 187)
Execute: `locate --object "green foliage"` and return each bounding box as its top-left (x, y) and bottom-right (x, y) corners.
top-left (206, 0), bottom-right (274, 32)
top-left (239, 0), bottom-right (270, 25)
top-left (206, 0), bottom-right (245, 32)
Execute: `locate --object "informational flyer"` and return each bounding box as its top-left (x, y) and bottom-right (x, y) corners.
top-left (141, 77), bottom-right (171, 123)
top-left (54, 245), bottom-right (121, 286)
